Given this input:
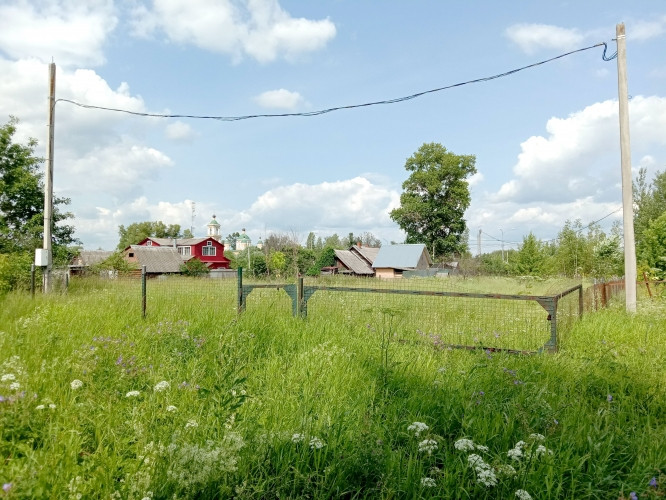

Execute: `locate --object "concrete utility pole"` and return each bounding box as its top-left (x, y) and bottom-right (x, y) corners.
top-left (43, 62), bottom-right (56, 293)
top-left (616, 23), bottom-right (637, 312)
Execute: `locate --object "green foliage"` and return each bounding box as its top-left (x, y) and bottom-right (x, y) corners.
top-left (268, 251), bottom-right (287, 277)
top-left (639, 212), bottom-right (666, 280)
top-left (0, 117), bottom-right (77, 256)
top-left (0, 252), bottom-right (35, 293)
top-left (226, 232), bottom-right (240, 251)
top-left (117, 221), bottom-right (184, 250)
top-left (513, 232), bottom-right (546, 277)
top-left (180, 258), bottom-right (210, 277)
top-left (306, 246), bottom-right (336, 276)
top-left (390, 142), bottom-right (477, 257)
top-left (91, 251), bottom-right (137, 274)
top-left (634, 167), bottom-right (666, 249)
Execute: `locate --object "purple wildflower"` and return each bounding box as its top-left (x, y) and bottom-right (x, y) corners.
top-left (649, 477), bottom-right (657, 488)
top-left (629, 492), bottom-right (637, 500)
top-left (2, 483), bottom-right (11, 492)
top-left (607, 394), bottom-right (613, 402)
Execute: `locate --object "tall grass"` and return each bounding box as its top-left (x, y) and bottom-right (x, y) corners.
top-left (0, 280), bottom-right (664, 499)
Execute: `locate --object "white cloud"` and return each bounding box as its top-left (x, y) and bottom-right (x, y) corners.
top-left (254, 88), bottom-right (304, 109)
top-left (165, 121), bottom-right (196, 141)
top-left (131, 0), bottom-right (336, 62)
top-left (631, 16), bottom-right (666, 41)
top-left (0, 0), bottom-right (117, 67)
top-left (505, 23), bottom-right (584, 54)
top-left (468, 172), bottom-right (484, 187)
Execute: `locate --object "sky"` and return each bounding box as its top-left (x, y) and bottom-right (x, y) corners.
top-left (1, 1), bottom-right (665, 254)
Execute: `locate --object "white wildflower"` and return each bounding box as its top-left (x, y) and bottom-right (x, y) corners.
top-left (49, 403), bottom-right (56, 409)
top-left (454, 438), bottom-right (475, 451)
top-left (184, 419), bottom-right (198, 429)
top-left (309, 437), bottom-right (325, 450)
top-left (407, 421), bottom-right (429, 437)
top-left (1, 373), bottom-right (16, 382)
top-left (477, 467), bottom-right (497, 487)
top-left (291, 433), bottom-right (305, 443)
top-left (515, 489), bottom-right (532, 500)
top-left (529, 433), bottom-right (545, 442)
top-left (153, 381), bottom-right (170, 392)
top-left (467, 454), bottom-right (486, 467)
top-left (125, 390), bottom-right (141, 398)
top-left (418, 439), bottom-right (438, 454)
top-left (507, 447), bottom-right (523, 461)
top-left (535, 444), bottom-right (550, 457)
top-left (70, 379), bottom-right (83, 390)
top-left (496, 464), bottom-right (517, 477)
top-left (475, 444), bottom-right (489, 452)
top-left (420, 477), bottom-right (436, 487)
top-left (166, 405), bottom-right (177, 412)
top-left (35, 404), bottom-right (45, 410)
top-left (9, 382), bottom-right (20, 391)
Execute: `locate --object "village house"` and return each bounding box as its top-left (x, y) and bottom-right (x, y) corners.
top-left (333, 244), bottom-right (380, 276)
top-left (372, 243), bottom-right (432, 278)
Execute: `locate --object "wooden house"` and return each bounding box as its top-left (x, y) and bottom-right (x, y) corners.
top-left (372, 244), bottom-right (432, 278)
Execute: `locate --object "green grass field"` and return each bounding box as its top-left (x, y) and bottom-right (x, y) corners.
top-left (0, 276), bottom-right (664, 499)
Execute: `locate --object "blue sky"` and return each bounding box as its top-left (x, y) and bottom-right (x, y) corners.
top-left (1, 1), bottom-right (665, 253)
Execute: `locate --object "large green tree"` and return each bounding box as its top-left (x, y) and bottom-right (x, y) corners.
top-left (634, 167), bottom-right (666, 248)
top-left (639, 212), bottom-right (666, 279)
top-left (117, 221), bottom-right (187, 249)
top-left (390, 143), bottom-right (477, 258)
top-left (0, 117), bottom-right (77, 259)
top-left (512, 232), bottom-right (546, 276)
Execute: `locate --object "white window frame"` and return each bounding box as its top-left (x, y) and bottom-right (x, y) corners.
top-left (178, 246), bottom-right (191, 256)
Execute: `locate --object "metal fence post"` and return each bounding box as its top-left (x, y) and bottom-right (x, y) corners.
top-left (141, 265), bottom-right (147, 319)
top-left (297, 276), bottom-right (305, 318)
top-left (237, 267), bottom-right (245, 313)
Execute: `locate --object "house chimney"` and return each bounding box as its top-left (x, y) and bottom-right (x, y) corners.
top-left (357, 240), bottom-right (362, 248)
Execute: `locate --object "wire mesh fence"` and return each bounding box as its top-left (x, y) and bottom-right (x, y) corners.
top-left (21, 266), bottom-right (613, 353)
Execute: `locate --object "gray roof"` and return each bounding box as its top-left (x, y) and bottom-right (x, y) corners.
top-left (145, 237), bottom-right (208, 247)
top-left (70, 250), bottom-right (114, 267)
top-left (354, 245), bottom-right (380, 264)
top-left (372, 244), bottom-right (431, 270)
top-left (334, 249), bottom-right (375, 275)
top-left (127, 246), bottom-right (183, 273)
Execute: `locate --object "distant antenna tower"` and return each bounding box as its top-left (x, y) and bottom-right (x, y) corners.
top-left (190, 201), bottom-right (196, 236)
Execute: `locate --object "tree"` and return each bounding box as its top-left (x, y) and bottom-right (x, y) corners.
top-left (390, 143), bottom-right (477, 258)
top-left (226, 231), bottom-right (240, 251)
top-left (512, 233), bottom-right (546, 276)
top-left (305, 231), bottom-right (316, 249)
top-left (639, 212), bottom-right (666, 280)
top-left (634, 167), bottom-right (666, 248)
top-left (306, 246), bottom-right (336, 276)
top-left (180, 258), bottom-right (210, 277)
top-left (117, 221), bottom-right (184, 249)
top-left (0, 117), bottom-right (77, 260)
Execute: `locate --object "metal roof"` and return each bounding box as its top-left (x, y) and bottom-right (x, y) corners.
top-left (127, 246), bottom-right (183, 273)
top-left (70, 250), bottom-right (113, 267)
top-left (372, 244), bottom-right (431, 269)
top-left (353, 245), bottom-right (380, 265)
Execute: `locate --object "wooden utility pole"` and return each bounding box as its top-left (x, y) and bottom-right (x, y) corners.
top-left (616, 23), bottom-right (637, 312)
top-left (43, 62), bottom-right (56, 293)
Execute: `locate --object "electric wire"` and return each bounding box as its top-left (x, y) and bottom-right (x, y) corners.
top-left (55, 42), bottom-right (615, 122)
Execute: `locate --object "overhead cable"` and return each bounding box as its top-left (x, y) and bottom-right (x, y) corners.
top-left (56, 42), bottom-right (615, 122)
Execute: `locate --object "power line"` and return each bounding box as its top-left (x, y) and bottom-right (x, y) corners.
top-left (56, 42), bottom-right (614, 122)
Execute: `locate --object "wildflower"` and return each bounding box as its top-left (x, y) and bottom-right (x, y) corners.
top-left (3, 483), bottom-right (12, 493)
top-left (1, 373), bottom-right (16, 382)
top-left (309, 437), bottom-right (325, 449)
top-left (467, 454), bottom-right (485, 467)
top-left (535, 444), bottom-right (552, 457)
top-left (475, 444), bottom-right (489, 452)
top-left (649, 477), bottom-right (658, 487)
top-left (407, 422), bottom-right (429, 437)
top-left (496, 464), bottom-right (516, 477)
top-left (9, 382), bottom-right (20, 391)
top-left (70, 379), bottom-right (83, 390)
top-left (507, 447), bottom-right (523, 461)
top-left (154, 381), bottom-right (170, 392)
top-left (185, 419), bottom-right (198, 429)
top-left (126, 390), bottom-right (141, 398)
top-left (418, 439), bottom-right (438, 454)
top-left (166, 405), bottom-right (177, 412)
top-left (49, 403), bottom-right (56, 409)
top-left (420, 477), bottom-right (436, 487)
top-left (477, 468), bottom-right (498, 487)
top-left (629, 492), bottom-right (638, 500)
top-left (291, 433), bottom-right (305, 443)
top-left (454, 438), bottom-right (475, 451)
top-left (515, 489), bottom-right (532, 500)
top-left (607, 394), bottom-right (613, 402)
top-left (529, 433), bottom-right (545, 442)
top-left (36, 404), bottom-right (45, 410)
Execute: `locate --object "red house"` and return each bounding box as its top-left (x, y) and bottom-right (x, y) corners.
top-left (134, 236), bottom-right (231, 269)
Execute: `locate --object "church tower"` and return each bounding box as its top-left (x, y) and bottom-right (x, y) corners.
top-left (207, 215), bottom-right (221, 241)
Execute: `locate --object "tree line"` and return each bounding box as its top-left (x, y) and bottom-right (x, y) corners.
top-left (2, 115), bottom-right (665, 290)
